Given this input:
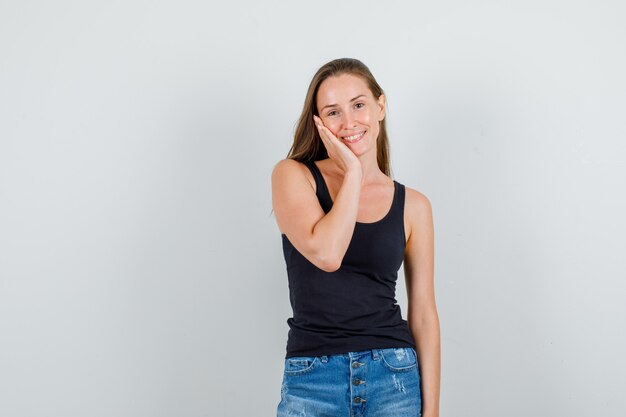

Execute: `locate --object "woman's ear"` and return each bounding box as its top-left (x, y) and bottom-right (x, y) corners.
top-left (378, 93), bottom-right (386, 121)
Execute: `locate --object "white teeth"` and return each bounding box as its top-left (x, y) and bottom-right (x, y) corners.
top-left (343, 131), bottom-right (365, 141)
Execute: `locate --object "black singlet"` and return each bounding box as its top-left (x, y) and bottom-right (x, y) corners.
top-left (281, 160), bottom-right (416, 358)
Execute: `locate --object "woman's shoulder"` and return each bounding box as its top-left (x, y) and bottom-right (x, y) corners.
top-left (272, 158), bottom-right (309, 177)
top-left (271, 158), bottom-right (316, 190)
top-left (273, 157), bottom-right (305, 169)
top-left (402, 184), bottom-right (433, 216)
top-left (401, 184), bottom-right (433, 244)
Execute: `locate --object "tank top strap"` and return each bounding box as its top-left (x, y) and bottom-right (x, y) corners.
top-left (389, 180), bottom-right (407, 245)
top-left (304, 160), bottom-right (333, 213)
top-left (390, 180), bottom-right (405, 219)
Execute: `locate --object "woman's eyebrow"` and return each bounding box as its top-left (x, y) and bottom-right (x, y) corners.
top-left (320, 94), bottom-right (366, 112)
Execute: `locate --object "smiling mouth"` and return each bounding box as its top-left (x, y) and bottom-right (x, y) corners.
top-left (342, 131), bottom-right (366, 143)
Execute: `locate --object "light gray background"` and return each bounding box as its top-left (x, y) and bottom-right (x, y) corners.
top-left (1, 1), bottom-right (624, 416)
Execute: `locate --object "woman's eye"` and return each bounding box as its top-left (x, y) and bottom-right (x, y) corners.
top-left (327, 103), bottom-right (364, 116)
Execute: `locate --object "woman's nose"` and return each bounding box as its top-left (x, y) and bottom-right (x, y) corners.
top-left (342, 112), bottom-right (357, 128)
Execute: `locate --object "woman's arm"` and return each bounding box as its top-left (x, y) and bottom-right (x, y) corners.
top-left (271, 158), bottom-right (362, 272)
top-left (403, 187), bottom-right (440, 417)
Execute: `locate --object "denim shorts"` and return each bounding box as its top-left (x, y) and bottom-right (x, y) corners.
top-left (276, 347), bottom-right (422, 417)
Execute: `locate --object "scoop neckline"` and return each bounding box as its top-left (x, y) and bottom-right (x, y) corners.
top-left (311, 160), bottom-right (397, 226)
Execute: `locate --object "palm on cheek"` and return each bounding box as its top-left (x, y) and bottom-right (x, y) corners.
top-left (313, 114), bottom-right (359, 172)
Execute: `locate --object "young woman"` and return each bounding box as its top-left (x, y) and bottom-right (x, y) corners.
top-left (271, 58), bottom-right (440, 417)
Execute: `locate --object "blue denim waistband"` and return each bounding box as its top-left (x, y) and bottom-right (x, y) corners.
top-left (317, 348), bottom-right (384, 363)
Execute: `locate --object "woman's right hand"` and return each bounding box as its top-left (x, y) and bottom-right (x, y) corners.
top-left (313, 114), bottom-right (361, 175)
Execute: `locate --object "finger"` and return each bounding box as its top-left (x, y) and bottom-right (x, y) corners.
top-left (318, 128), bottom-right (331, 147)
top-left (319, 126), bottom-right (335, 145)
top-left (315, 120), bottom-right (330, 142)
top-left (315, 120), bottom-right (333, 140)
top-left (321, 126), bottom-right (338, 143)
top-left (315, 125), bottom-right (329, 149)
top-left (314, 116), bottom-right (338, 145)
top-left (315, 121), bottom-right (325, 132)
top-left (314, 115), bottom-right (329, 134)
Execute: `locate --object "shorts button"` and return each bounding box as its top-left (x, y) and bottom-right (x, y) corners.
top-left (353, 378), bottom-right (364, 385)
top-left (354, 396), bottom-right (366, 403)
top-left (352, 361), bottom-right (362, 368)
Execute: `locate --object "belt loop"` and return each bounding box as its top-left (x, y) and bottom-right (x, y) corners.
top-left (371, 349), bottom-right (380, 360)
top-left (320, 355), bottom-right (328, 363)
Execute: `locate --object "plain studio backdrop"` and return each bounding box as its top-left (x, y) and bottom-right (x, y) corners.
top-left (1, 1), bottom-right (625, 416)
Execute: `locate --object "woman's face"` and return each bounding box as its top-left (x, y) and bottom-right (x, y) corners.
top-left (315, 73), bottom-right (386, 155)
